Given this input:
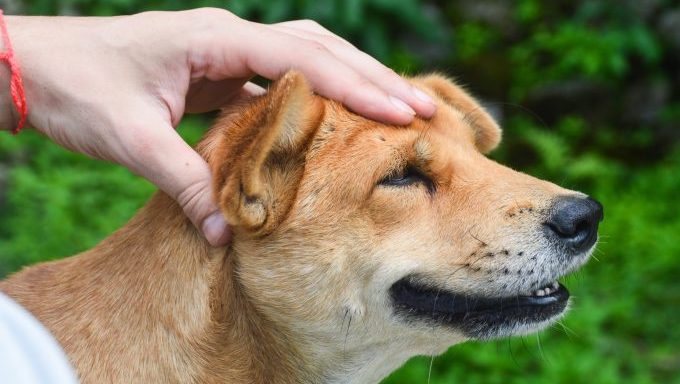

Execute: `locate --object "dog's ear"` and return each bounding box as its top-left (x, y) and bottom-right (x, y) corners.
top-left (209, 71), bottom-right (324, 235)
top-left (414, 74), bottom-right (501, 153)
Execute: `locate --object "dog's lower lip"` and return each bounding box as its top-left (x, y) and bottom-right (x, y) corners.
top-left (389, 277), bottom-right (570, 317)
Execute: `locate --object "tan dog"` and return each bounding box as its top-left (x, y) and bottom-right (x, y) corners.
top-left (0, 71), bottom-right (602, 383)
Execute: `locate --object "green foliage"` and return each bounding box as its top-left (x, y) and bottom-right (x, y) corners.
top-left (509, 21), bottom-right (661, 100)
top-left (0, 118), bottom-right (204, 276)
top-left (2, 1), bottom-right (679, 383)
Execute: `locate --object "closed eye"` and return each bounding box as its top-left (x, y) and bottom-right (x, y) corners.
top-left (378, 166), bottom-right (436, 194)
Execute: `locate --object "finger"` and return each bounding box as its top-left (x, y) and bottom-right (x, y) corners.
top-left (186, 80), bottom-right (266, 113)
top-left (274, 19), bottom-right (353, 46)
top-left (116, 119), bottom-right (231, 246)
top-left (252, 26), bottom-right (417, 124)
top-left (242, 81), bottom-right (267, 97)
top-left (205, 22), bottom-right (417, 125)
top-left (269, 24), bottom-right (437, 119)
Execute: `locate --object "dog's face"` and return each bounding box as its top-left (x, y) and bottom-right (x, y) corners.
top-left (205, 72), bottom-right (602, 364)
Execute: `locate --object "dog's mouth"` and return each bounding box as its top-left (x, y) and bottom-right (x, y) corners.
top-left (389, 276), bottom-right (569, 339)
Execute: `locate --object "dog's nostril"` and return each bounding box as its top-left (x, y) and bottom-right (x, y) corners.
top-left (545, 196), bottom-right (603, 252)
top-left (548, 216), bottom-right (589, 239)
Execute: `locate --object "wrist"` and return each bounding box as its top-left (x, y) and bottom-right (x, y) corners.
top-left (0, 14), bottom-right (27, 133)
top-left (0, 60), bottom-right (16, 131)
top-left (0, 15), bottom-right (17, 131)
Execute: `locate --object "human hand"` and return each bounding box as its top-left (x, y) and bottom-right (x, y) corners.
top-left (3, 9), bottom-right (436, 246)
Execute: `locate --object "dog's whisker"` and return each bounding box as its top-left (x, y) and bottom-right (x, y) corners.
top-left (341, 308), bottom-right (349, 332)
top-left (427, 354), bottom-right (435, 384)
top-left (465, 224), bottom-right (487, 247)
top-left (426, 287), bottom-right (441, 383)
top-left (507, 337), bottom-right (519, 367)
top-left (343, 314), bottom-right (352, 357)
top-left (518, 336), bottom-right (532, 359)
top-left (536, 334), bottom-right (548, 363)
top-left (486, 101), bottom-right (550, 131)
top-left (555, 320), bottom-right (578, 339)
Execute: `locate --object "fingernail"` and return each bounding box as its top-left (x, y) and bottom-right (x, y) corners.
top-left (202, 211), bottom-right (230, 246)
top-left (413, 87), bottom-right (435, 105)
top-left (389, 95), bottom-right (416, 116)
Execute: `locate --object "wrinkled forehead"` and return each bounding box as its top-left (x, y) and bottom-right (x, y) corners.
top-left (316, 101), bottom-right (480, 160)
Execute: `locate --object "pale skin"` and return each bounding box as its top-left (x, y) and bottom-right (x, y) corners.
top-left (0, 8), bottom-right (436, 246)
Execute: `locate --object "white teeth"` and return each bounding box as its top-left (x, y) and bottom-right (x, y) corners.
top-left (529, 281), bottom-right (559, 296)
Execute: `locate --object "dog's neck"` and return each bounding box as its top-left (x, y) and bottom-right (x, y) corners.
top-left (85, 193), bottom-right (404, 383)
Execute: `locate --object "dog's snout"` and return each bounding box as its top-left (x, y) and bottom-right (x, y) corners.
top-left (545, 196), bottom-right (603, 252)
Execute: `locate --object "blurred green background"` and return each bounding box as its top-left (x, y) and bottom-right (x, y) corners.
top-left (1, 1), bottom-right (679, 383)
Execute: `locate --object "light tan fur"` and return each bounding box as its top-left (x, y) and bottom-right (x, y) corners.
top-left (1, 71), bottom-right (587, 383)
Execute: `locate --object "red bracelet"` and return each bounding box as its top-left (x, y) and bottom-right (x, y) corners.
top-left (0, 9), bottom-right (27, 134)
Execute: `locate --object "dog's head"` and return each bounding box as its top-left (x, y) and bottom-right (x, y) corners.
top-left (203, 71), bottom-right (602, 368)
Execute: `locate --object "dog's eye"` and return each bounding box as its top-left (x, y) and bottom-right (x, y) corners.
top-left (379, 166), bottom-right (435, 193)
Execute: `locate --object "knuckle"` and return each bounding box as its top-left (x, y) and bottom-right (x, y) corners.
top-left (380, 67), bottom-right (400, 80)
top-left (355, 76), bottom-right (375, 89)
top-left (298, 40), bottom-right (331, 60)
top-left (180, 7), bottom-right (238, 43)
top-left (187, 7), bottom-right (239, 33)
top-left (307, 40), bottom-right (329, 53)
top-left (319, 34), bottom-right (342, 48)
top-left (176, 178), bottom-right (212, 222)
top-left (191, 7), bottom-right (235, 20)
top-left (298, 19), bottom-right (324, 30)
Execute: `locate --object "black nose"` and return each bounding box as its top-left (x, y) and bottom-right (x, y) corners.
top-left (545, 196), bottom-right (603, 252)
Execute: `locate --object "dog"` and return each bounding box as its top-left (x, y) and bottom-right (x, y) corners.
top-left (0, 71), bottom-right (603, 383)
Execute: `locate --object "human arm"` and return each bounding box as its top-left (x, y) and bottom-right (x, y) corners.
top-left (0, 9), bottom-right (436, 246)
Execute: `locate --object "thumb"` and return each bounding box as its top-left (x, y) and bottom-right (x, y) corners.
top-left (120, 120), bottom-right (231, 246)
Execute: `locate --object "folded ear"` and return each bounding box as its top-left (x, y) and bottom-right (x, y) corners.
top-left (208, 71), bottom-right (324, 236)
top-left (413, 74), bottom-right (501, 153)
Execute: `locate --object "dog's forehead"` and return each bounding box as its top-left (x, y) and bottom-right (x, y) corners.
top-left (319, 100), bottom-right (478, 151)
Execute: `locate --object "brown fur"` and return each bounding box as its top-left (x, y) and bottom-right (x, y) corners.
top-left (1, 71), bottom-right (584, 383)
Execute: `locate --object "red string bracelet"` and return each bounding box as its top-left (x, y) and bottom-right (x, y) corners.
top-left (0, 9), bottom-right (27, 134)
